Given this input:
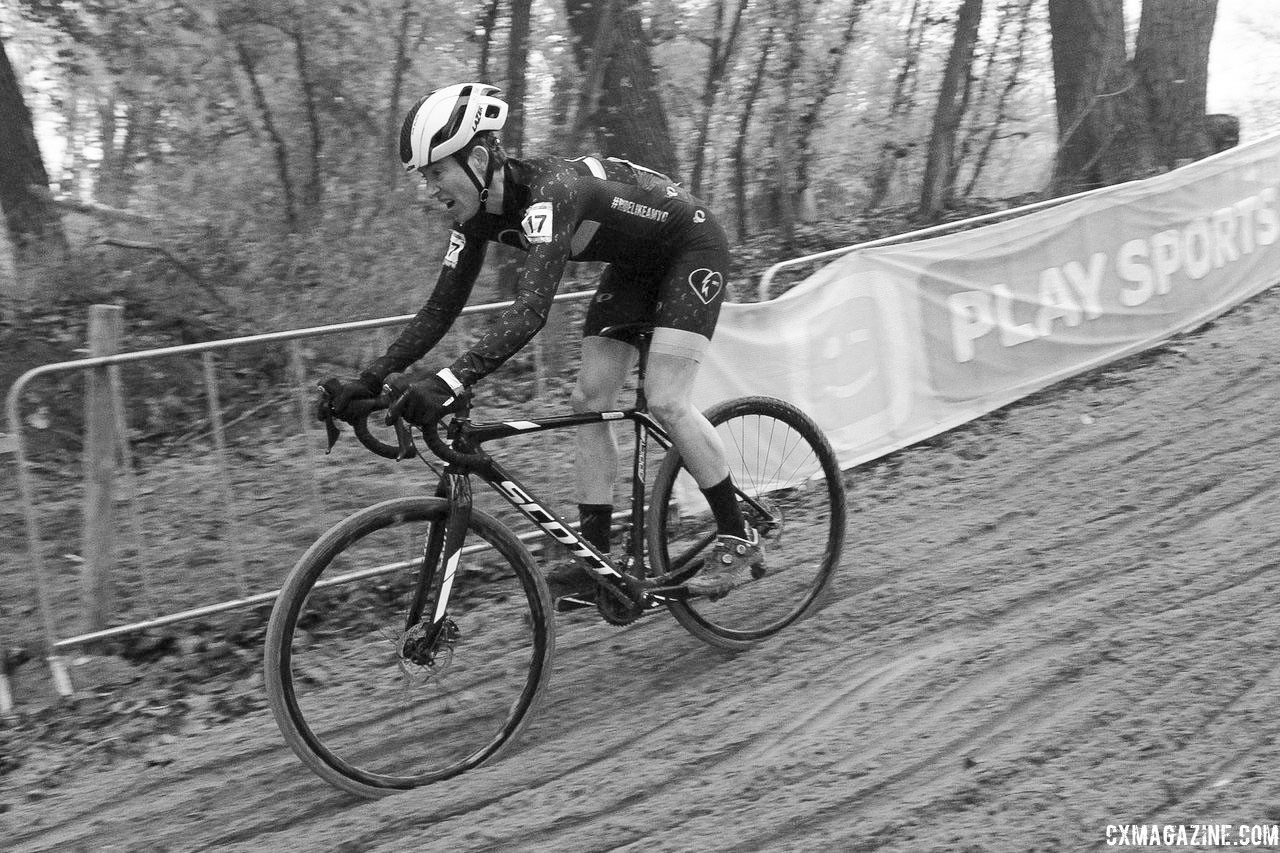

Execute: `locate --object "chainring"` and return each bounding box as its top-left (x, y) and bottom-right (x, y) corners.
top-left (595, 584), bottom-right (644, 626)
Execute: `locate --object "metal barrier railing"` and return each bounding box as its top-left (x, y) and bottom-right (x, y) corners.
top-left (4, 289), bottom-right (596, 707)
top-left (754, 185), bottom-right (1112, 300)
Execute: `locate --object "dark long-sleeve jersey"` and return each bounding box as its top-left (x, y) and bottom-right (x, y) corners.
top-left (365, 154), bottom-right (721, 388)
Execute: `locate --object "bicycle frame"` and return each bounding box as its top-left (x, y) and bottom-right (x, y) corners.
top-left (394, 332), bottom-right (778, 631)
top-left (429, 405), bottom-right (676, 612)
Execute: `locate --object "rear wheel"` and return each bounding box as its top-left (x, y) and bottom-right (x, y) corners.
top-left (264, 497), bottom-right (554, 797)
top-left (647, 396), bottom-right (846, 651)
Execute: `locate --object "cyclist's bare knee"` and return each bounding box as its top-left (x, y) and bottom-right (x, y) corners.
top-left (572, 336), bottom-right (636, 413)
top-left (572, 373), bottom-right (623, 413)
top-left (644, 335), bottom-right (706, 428)
top-left (645, 386), bottom-right (695, 430)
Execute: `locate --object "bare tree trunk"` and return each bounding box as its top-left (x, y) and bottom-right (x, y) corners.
top-left (795, 0), bottom-right (870, 220)
top-left (963, 0), bottom-right (1036, 196)
top-left (506, 0), bottom-right (531, 158)
top-left (290, 23), bottom-right (324, 216)
top-left (96, 92), bottom-right (123, 206)
top-left (564, 0), bottom-right (678, 176)
top-left (731, 13), bottom-right (777, 240)
top-left (97, 96), bottom-right (160, 209)
top-left (385, 0), bottom-right (416, 189)
top-left (1133, 0), bottom-right (1218, 169)
top-left (564, 0), bottom-right (617, 149)
top-left (231, 38), bottom-right (299, 232)
top-left (1047, 0), bottom-right (1150, 193)
top-left (919, 0), bottom-right (983, 221)
top-left (498, 0), bottom-right (533, 300)
top-left (477, 0), bottom-right (502, 80)
top-left (689, 0), bottom-right (749, 198)
top-left (59, 90), bottom-right (83, 198)
top-left (0, 33), bottom-right (66, 310)
top-left (865, 0), bottom-right (926, 210)
top-left (775, 0), bottom-right (806, 246)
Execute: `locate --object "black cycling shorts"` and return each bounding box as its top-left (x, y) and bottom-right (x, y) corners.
top-left (582, 217), bottom-right (731, 345)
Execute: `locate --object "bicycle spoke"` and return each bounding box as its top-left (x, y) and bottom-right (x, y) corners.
top-left (647, 397), bottom-right (846, 650)
top-left (266, 498), bottom-right (553, 797)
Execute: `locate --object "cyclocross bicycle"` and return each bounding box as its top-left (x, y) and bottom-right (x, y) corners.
top-left (264, 324), bottom-right (846, 798)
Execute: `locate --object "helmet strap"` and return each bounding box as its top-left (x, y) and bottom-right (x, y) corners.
top-left (461, 141), bottom-right (497, 208)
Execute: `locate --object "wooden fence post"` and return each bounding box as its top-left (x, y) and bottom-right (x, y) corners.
top-left (82, 304), bottom-right (123, 632)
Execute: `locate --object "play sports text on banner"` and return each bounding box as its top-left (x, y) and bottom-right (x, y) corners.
top-left (693, 133), bottom-right (1280, 470)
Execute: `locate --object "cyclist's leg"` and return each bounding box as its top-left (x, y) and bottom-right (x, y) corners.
top-left (644, 220), bottom-right (763, 593)
top-left (574, 267), bottom-right (647, 508)
top-left (644, 334), bottom-right (726, 488)
top-left (548, 346), bottom-right (630, 601)
top-left (643, 214), bottom-right (732, 493)
top-left (645, 219), bottom-right (752, 535)
top-left (571, 335), bottom-right (637, 505)
top-left (549, 270), bottom-right (647, 601)
top-left (645, 333), bottom-right (749, 540)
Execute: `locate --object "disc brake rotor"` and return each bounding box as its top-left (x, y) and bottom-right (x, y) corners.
top-left (395, 618), bottom-right (459, 681)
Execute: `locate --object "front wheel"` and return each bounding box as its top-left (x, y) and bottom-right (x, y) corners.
top-left (647, 396), bottom-right (846, 651)
top-left (264, 497), bottom-right (555, 798)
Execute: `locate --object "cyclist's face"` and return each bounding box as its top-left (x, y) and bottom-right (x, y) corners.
top-left (417, 154), bottom-right (482, 222)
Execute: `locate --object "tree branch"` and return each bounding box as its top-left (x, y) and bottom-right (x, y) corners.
top-left (96, 237), bottom-right (233, 310)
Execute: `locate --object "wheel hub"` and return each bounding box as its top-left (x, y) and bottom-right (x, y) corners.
top-left (397, 617), bottom-right (459, 670)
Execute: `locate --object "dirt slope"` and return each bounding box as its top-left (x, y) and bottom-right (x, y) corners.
top-left (6, 284), bottom-right (1280, 852)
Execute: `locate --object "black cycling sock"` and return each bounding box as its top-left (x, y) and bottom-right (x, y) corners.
top-left (577, 504), bottom-right (613, 554)
top-left (700, 476), bottom-right (748, 539)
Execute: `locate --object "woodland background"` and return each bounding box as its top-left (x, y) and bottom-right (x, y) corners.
top-left (1, 0), bottom-right (1278, 421)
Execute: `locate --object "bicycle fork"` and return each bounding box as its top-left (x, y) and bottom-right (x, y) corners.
top-left (400, 471), bottom-right (473, 668)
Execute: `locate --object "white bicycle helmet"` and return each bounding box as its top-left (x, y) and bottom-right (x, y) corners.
top-left (399, 83), bottom-right (508, 173)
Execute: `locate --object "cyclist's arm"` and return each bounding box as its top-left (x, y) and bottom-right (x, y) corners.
top-left (365, 227), bottom-right (487, 380)
top-left (444, 201), bottom-right (572, 388)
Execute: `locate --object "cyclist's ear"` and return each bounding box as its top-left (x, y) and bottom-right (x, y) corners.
top-left (467, 144), bottom-right (489, 176)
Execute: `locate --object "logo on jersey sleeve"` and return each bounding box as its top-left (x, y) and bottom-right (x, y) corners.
top-left (521, 202), bottom-right (554, 244)
top-left (497, 229), bottom-right (530, 250)
top-left (687, 268), bottom-right (724, 305)
top-left (443, 230), bottom-right (466, 268)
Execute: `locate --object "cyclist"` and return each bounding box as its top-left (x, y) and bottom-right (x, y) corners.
top-left (319, 82), bottom-right (762, 600)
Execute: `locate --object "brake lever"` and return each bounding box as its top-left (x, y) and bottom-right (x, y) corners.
top-left (379, 375), bottom-right (418, 461)
top-left (323, 414), bottom-right (341, 454)
top-left (391, 415), bottom-right (415, 461)
top-left (316, 386), bottom-right (342, 454)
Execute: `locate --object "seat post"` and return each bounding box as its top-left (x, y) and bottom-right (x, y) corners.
top-left (597, 322), bottom-right (655, 412)
top-left (633, 330), bottom-right (652, 412)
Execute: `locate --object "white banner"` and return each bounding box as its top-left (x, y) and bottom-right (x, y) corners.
top-left (696, 133), bottom-right (1280, 469)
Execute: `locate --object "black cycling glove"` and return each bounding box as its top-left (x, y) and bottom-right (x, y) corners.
top-left (316, 372), bottom-right (383, 422)
top-left (384, 373), bottom-right (459, 427)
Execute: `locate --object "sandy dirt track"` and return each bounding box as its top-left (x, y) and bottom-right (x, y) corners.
top-left (6, 283), bottom-right (1280, 852)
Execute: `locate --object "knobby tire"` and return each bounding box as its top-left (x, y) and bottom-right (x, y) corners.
top-left (264, 497), bottom-right (554, 797)
top-left (647, 396), bottom-right (846, 651)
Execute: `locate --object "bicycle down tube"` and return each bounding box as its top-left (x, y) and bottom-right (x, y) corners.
top-left (460, 407), bottom-right (673, 597)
